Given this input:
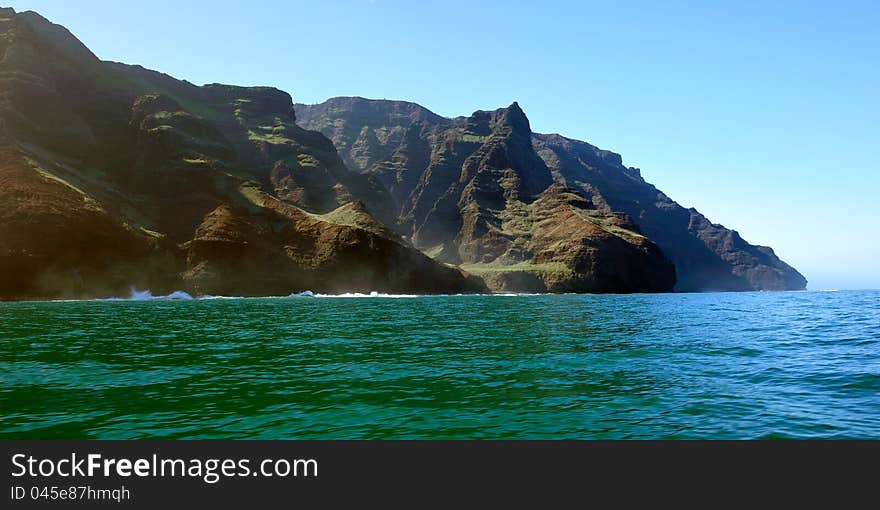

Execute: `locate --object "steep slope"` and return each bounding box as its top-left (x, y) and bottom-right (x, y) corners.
top-left (0, 8), bottom-right (481, 299)
top-left (298, 97), bottom-right (677, 292)
top-left (531, 133), bottom-right (806, 291)
top-left (297, 97), bottom-right (806, 292)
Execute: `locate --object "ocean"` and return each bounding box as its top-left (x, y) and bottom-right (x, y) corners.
top-left (1, 290), bottom-right (877, 439)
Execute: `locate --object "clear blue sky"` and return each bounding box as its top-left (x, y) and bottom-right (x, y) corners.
top-left (13, 0), bottom-right (880, 289)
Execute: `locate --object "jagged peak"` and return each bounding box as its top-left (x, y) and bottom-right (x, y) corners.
top-left (460, 102), bottom-right (532, 138)
top-left (495, 101), bottom-right (531, 134)
top-left (508, 101), bottom-right (524, 115)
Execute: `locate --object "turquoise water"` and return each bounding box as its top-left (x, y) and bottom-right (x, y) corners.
top-left (1, 290), bottom-right (877, 439)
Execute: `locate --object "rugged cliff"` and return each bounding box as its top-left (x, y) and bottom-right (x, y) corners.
top-left (297, 97), bottom-right (806, 292)
top-left (296, 99), bottom-right (677, 292)
top-left (0, 8), bottom-right (481, 299)
top-left (1, 8), bottom-right (802, 298)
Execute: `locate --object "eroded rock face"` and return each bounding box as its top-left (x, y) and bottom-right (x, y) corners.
top-left (298, 98), bottom-right (678, 293)
top-left (297, 97), bottom-right (806, 292)
top-left (531, 133), bottom-right (807, 291)
top-left (0, 8), bottom-right (482, 299)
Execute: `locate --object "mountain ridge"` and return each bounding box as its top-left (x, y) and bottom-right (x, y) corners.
top-left (0, 7), bottom-right (803, 298)
top-left (296, 96), bottom-right (806, 292)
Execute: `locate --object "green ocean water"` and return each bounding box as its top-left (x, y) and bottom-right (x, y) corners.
top-left (1, 290), bottom-right (878, 439)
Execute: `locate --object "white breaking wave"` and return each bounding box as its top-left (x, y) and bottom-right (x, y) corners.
top-left (128, 288), bottom-right (194, 300)
top-left (287, 291), bottom-right (316, 297)
top-left (125, 288), bottom-right (247, 300)
top-left (314, 291), bottom-right (418, 298)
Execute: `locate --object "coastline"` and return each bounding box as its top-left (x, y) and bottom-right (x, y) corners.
top-left (0, 288), bottom-right (831, 304)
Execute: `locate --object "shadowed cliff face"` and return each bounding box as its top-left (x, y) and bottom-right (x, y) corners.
top-left (297, 98), bottom-right (678, 293)
top-left (0, 8), bottom-right (482, 299)
top-left (297, 97), bottom-right (806, 292)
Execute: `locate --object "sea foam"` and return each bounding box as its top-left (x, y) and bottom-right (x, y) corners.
top-left (127, 288), bottom-right (194, 300)
top-left (314, 291), bottom-right (418, 298)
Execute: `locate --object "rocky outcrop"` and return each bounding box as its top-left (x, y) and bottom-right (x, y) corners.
top-left (531, 133), bottom-right (807, 291)
top-left (459, 184), bottom-right (675, 293)
top-left (297, 97), bottom-right (806, 292)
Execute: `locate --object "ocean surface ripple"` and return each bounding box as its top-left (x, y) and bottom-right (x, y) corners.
top-left (1, 290), bottom-right (878, 439)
